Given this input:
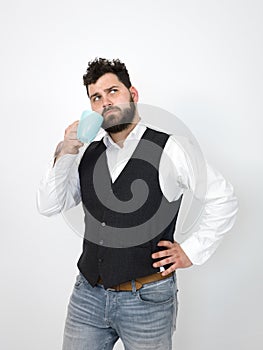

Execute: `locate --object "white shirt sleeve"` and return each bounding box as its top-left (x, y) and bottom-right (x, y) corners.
top-left (37, 131), bottom-right (105, 217)
top-left (36, 153), bottom-right (82, 216)
top-left (160, 135), bottom-right (238, 265)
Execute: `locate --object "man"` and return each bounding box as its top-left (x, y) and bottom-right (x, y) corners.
top-left (37, 58), bottom-right (238, 350)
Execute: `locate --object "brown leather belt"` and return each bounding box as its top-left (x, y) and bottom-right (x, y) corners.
top-left (97, 272), bottom-right (173, 291)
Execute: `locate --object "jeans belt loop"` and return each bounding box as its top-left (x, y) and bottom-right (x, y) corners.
top-left (131, 280), bottom-right (136, 294)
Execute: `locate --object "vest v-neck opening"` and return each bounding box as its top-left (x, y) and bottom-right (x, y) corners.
top-left (103, 127), bottom-right (150, 185)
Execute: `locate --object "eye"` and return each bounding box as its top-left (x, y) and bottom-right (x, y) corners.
top-left (110, 88), bottom-right (118, 94)
top-left (93, 95), bottom-right (101, 102)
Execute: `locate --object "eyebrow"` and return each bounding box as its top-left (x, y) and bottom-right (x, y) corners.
top-left (89, 85), bottom-right (120, 100)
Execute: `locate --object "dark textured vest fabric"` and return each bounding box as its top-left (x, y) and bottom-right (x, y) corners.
top-left (77, 127), bottom-right (182, 289)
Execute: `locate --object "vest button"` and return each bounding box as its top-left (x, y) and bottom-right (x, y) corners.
top-left (98, 258), bottom-right (103, 263)
top-left (101, 222), bottom-right (106, 227)
top-left (99, 240), bottom-right (104, 245)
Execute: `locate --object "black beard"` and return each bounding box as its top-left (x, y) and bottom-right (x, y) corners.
top-left (102, 97), bottom-right (136, 134)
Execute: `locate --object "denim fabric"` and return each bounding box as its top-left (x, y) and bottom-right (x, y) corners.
top-left (62, 273), bottom-right (178, 350)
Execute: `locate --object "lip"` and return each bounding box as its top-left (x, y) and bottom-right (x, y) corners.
top-left (103, 108), bottom-right (119, 117)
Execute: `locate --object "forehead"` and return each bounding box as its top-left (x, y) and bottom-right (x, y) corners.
top-left (88, 73), bottom-right (125, 96)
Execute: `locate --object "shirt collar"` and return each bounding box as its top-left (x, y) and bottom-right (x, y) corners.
top-left (103, 119), bottom-right (147, 149)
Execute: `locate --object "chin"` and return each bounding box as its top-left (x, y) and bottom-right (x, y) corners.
top-left (102, 114), bottom-right (121, 129)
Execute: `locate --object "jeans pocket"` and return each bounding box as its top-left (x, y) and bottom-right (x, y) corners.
top-left (137, 277), bottom-right (175, 305)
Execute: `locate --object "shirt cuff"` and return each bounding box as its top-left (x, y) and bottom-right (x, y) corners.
top-left (53, 153), bottom-right (79, 167)
top-left (180, 234), bottom-right (222, 265)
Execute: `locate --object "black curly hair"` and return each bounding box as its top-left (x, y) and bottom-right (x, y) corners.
top-left (83, 58), bottom-right (132, 97)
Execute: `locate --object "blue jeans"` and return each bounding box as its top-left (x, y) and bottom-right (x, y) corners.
top-left (62, 272), bottom-right (178, 350)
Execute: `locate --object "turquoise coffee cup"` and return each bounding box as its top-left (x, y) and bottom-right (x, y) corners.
top-left (77, 110), bottom-right (103, 143)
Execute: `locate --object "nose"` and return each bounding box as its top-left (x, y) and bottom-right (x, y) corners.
top-left (102, 95), bottom-right (113, 108)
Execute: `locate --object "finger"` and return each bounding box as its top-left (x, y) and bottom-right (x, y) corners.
top-left (157, 240), bottom-right (174, 248)
top-left (65, 121), bottom-right (80, 134)
top-left (152, 249), bottom-right (174, 259)
top-left (160, 263), bottom-right (177, 276)
top-left (66, 135), bottom-right (79, 141)
top-left (69, 120), bottom-right (80, 127)
top-left (153, 256), bottom-right (175, 268)
top-left (70, 123), bottom-right (79, 132)
top-left (65, 129), bottom-right (80, 140)
top-left (71, 140), bottom-right (84, 147)
top-left (65, 128), bottom-right (78, 137)
top-left (63, 140), bottom-right (83, 148)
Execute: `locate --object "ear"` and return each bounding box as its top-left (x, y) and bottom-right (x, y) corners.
top-left (129, 86), bottom-right (139, 103)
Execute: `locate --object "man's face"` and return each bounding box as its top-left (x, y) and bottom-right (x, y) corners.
top-left (88, 73), bottom-right (138, 133)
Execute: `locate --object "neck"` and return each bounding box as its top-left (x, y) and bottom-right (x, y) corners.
top-left (109, 115), bottom-right (140, 147)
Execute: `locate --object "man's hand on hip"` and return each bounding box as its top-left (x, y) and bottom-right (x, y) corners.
top-left (151, 240), bottom-right (193, 276)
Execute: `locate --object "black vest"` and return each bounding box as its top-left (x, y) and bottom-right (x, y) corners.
top-left (77, 127), bottom-right (182, 288)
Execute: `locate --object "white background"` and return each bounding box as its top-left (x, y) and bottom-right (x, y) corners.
top-left (0, 0), bottom-right (262, 349)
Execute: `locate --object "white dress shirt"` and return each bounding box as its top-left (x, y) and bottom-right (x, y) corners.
top-left (37, 120), bottom-right (238, 265)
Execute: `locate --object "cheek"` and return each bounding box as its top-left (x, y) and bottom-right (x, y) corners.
top-left (90, 103), bottom-right (102, 114)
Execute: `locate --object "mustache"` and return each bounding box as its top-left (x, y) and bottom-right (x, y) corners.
top-left (102, 106), bottom-right (121, 117)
